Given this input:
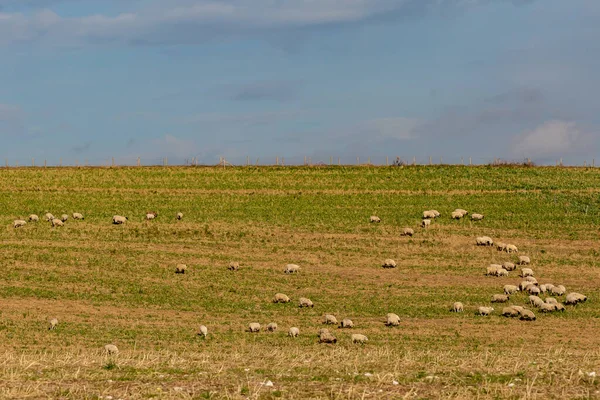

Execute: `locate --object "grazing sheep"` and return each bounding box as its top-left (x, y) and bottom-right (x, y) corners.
top-left (386, 313), bottom-right (400, 326)
top-left (382, 259), bottom-right (397, 269)
top-left (524, 276), bottom-right (538, 284)
top-left (288, 327), bottom-right (300, 337)
top-left (197, 325), bottom-right (208, 338)
top-left (543, 283), bottom-right (555, 292)
top-left (248, 323), bottom-right (261, 333)
top-left (539, 303), bottom-right (557, 313)
top-left (502, 307), bottom-right (520, 317)
top-left (519, 309), bottom-right (536, 321)
top-left (323, 314), bottom-right (338, 325)
top-left (104, 344), bottom-right (119, 355)
top-left (502, 262), bottom-right (516, 271)
top-left (550, 285), bottom-right (566, 296)
top-left (401, 227), bottom-right (414, 237)
top-left (319, 331), bottom-right (337, 344)
top-left (471, 213), bottom-right (484, 221)
top-left (454, 209), bottom-right (468, 217)
top-left (545, 297), bottom-right (558, 305)
top-left (505, 244), bottom-right (518, 253)
top-left (298, 297), bottom-right (314, 308)
top-left (518, 256), bottom-right (531, 265)
top-left (273, 293), bottom-right (291, 303)
top-left (565, 292), bottom-right (587, 305)
top-left (451, 211), bottom-right (463, 220)
top-left (539, 284), bottom-right (549, 294)
top-left (351, 334), bottom-right (368, 344)
top-left (555, 303), bottom-right (566, 312)
top-left (28, 214), bottom-right (39, 222)
top-left (504, 285), bottom-right (520, 295)
top-left (421, 219), bottom-right (431, 228)
top-left (422, 210), bottom-right (436, 219)
top-left (112, 215), bottom-right (127, 224)
top-left (228, 261), bottom-right (240, 271)
top-left (284, 264), bottom-right (300, 274)
top-left (526, 285), bottom-right (541, 295)
top-left (72, 212), bottom-right (84, 220)
top-left (44, 213), bottom-right (54, 221)
top-left (529, 295), bottom-right (545, 308)
top-left (451, 302), bottom-right (464, 312)
top-left (48, 318), bottom-right (58, 330)
top-left (176, 212), bottom-right (183, 220)
top-left (370, 216), bottom-right (381, 223)
top-left (339, 319), bottom-right (354, 328)
top-left (60, 214), bottom-right (68, 222)
top-left (476, 236), bottom-right (494, 246)
top-left (51, 219), bottom-right (64, 227)
top-left (478, 306), bottom-right (494, 316)
top-left (318, 328), bottom-right (330, 336)
top-left (491, 294), bottom-right (510, 303)
top-left (497, 268), bottom-right (509, 277)
top-left (267, 322), bottom-right (278, 332)
top-left (486, 265), bottom-right (507, 277)
top-left (13, 220), bottom-right (26, 228)
top-left (511, 305), bottom-right (524, 313)
top-left (431, 210), bottom-right (441, 218)
top-left (145, 211), bottom-right (158, 220)
top-left (496, 242), bottom-right (507, 252)
top-left (520, 268), bottom-right (534, 278)
top-left (175, 264), bottom-right (187, 274)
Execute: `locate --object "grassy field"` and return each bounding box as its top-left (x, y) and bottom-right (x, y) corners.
top-left (1, 165), bottom-right (599, 399)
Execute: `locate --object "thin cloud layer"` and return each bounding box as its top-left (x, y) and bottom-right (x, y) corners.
top-left (512, 120), bottom-right (586, 159)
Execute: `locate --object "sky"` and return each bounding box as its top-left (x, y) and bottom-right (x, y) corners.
top-left (0, 0), bottom-right (599, 166)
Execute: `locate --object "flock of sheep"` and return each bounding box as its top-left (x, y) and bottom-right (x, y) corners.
top-left (10, 205), bottom-right (589, 353)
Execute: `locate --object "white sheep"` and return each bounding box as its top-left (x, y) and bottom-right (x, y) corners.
top-left (421, 219), bottom-right (431, 228)
top-left (519, 309), bottom-right (536, 321)
top-left (175, 264), bottom-right (187, 274)
top-left (370, 216), bottom-right (381, 223)
top-left (323, 314), bottom-right (338, 325)
top-left (339, 318), bottom-right (354, 328)
top-left (471, 213), bottom-right (484, 221)
top-left (451, 211), bottom-right (463, 220)
top-left (501, 307), bottom-right (519, 317)
top-left (112, 215), bottom-right (127, 224)
top-left (539, 303), bottom-right (556, 313)
top-left (351, 334), bottom-right (368, 344)
top-left (529, 295), bottom-right (545, 308)
top-left (298, 297), bottom-right (314, 308)
top-left (273, 293), bottom-right (291, 303)
top-left (284, 264), bottom-right (300, 274)
top-left (476, 236), bottom-right (494, 246)
top-left (385, 313), bottom-right (400, 326)
top-left (382, 259), bottom-right (397, 269)
top-left (524, 276), bottom-right (538, 284)
top-left (451, 302), bottom-right (464, 312)
top-left (319, 331), bottom-right (337, 344)
top-left (44, 213), bottom-right (54, 221)
top-left (545, 297), bottom-right (558, 305)
top-left (504, 285), bottom-right (519, 295)
top-left (13, 220), bottom-right (27, 228)
top-left (51, 218), bottom-right (64, 227)
top-left (505, 244), bottom-right (518, 253)
top-left (248, 323), bottom-right (261, 332)
top-left (565, 292), bottom-right (587, 305)
top-left (267, 322), bottom-right (278, 332)
top-left (491, 294), bottom-right (510, 303)
top-left (145, 211), bottom-right (157, 220)
top-left (422, 210), bottom-right (436, 219)
top-left (228, 261), bottom-right (240, 271)
top-left (197, 325), bottom-right (208, 338)
top-left (526, 285), bottom-right (541, 295)
top-left (104, 344), bottom-right (119, 355)
top-left (72, 212), bottom-right (84, 220)
top-left (401, 227), bottom-right (414, 237)
top-left (550, 285), bottom-right (566, 296)
top-left (518, 256), bottom-right (530, 265)
top-left (288, 327), bottom-right (300, 337)
top-left (496, 242), bottom-right (507, 252)
top-left (28, 214), bottom-right (39, 222)
top-left (520, 268), bottom-right (534, 278)
top-left (502, 262), bottom-right (516, 271)
top-left (478, 306), bottom-right (494, 316)
top-left (454, 209), bottom-right (468, 217)
top-left (431, 210), bottom-right (440, 218)
top-left (555, 303), bottom-right (566, 312)
top-left (176, 212), bottom-right (183, 220)
top-left (497, 268), bottom-right (509, 277)
top-left (61, 214), bottom-right (69, 222)
top-left (48, 318), bottom-right (58, 330)
top-left (485, 264), bottom-right (504, 276)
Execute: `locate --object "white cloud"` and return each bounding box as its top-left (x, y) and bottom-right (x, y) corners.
top-left (512, 120), bottom-right (585, 159)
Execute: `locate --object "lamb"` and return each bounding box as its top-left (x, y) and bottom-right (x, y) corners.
top-left (565, 292), bottom-right (587, 305)
top-left (422, 210), bottom-right (436, 219)
top-left (288, 327), bottom-right (300, 337)
top-left (504, 285), bottom-right (520, 295)
top-left (520, 268), bottom-right (534, 278)
top-left (476, 236), bottom-right (494, 246)
top-left (112, 215), bottom-right (128, 224)
top-left (28, 214), bottom-right (39, 222)
top-left (298, 297), bottom-right (314, 308)
top-left (104, 344), bottom-right (119, 355)
top-left (323, 314), bottom-right (338, 325)
top-left (273, 293), bottom-right (291, 303)
top-left (421, 219), bottom-right (431, 228)
top-left (451, 211), bottom-right (463, 220)
top-left (550, 285), bottom-right (566, 296)
top-left (51, 218), bottom-right (64, 227)
top-left (491, 294), bottom-right (510, 303)
top-left (61, 214), bottom-right (69, 222)
top-left (339, 319), bottom-right (354, 328)
top-left (370, 216), bottom-right (381, 223)
top-left (175, 264), bottom-right (187, 274)
top-left (197, 325), bottom-right (208, 338)
top-left (478, 306), bottom-right (494, 316)
top-left (471, 213), bottom-right (484, 221)
top-left (401, 227), bottom-right (414, 237)
top-left (284, 264), bottom-right (300, 274)
top-left (519, 309), bottom-right (536, 321)
top-left (44, 213), bottom-right (54, 221)
top-left (451, 302), bottom-right (464, 312)
top-left (248, 323), bottom-right (261, 332)
top-left (518, 256), bottom-right (530, 265)
top-left (176, 212), bottom-right (183, 220)
top-left (145, 211), bottom-right (158, 220)
top-left (13, 220), bottom-right (27, 228)
top-left (382, 259), bottom-right (397, 269)
top-left (228, 261), bottom-right (240, 271)
top-left (502, 307), bottom-right (520, 317)
top-left (72, 212), bottom-right (84, 220)
top-left (319, 331), bottom-right (337, 344)
top-left (385, 313), bottom-right (400, 326)
top-left (351, 334), bottom-right (368, 344)
top-left (48, 318), bottom-right (58, 330)
top-left (529, 295), bottom-right (545, 308)
top-left (267, 322), bottom-right (278, 332)
top-left (505, 244), bottom-right (518, 253)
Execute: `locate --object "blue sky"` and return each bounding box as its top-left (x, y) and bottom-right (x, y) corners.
top-left (1, 0), bottom-right (599, 166)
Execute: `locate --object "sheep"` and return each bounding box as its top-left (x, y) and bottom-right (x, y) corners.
top-left (298, 297), bottom-right (314, 308)
top-left (145, 211), bottom-right (158, 220)
top-left (385, 313), bottom-right (400, 326)
top-left (319, 331), bottom-right (337, 344)
top-left (421, 219), bottom-right (431, 228)
top-left (339, 319), bottom-right (354, 328)
top-left (491, 294), bottom-right (510, 303)
top-left (318, 328), bottom-right (330, 336)
top-left (529, 295), bottom-right (545, 308)
top-left (524, 276), bottom-right (538, 284)
top-left (197, 325), bottom-right (208, 338)
top-left (51, 219), bottom-right (64, 227)
top-left (28, 214), bottom-right (39, 222)
top-left (175, 264), bottom-right (187, 274)
top-left (511, 305), bottom-right (524, 313)
top-left (545, 297), bottom-right (558, 305)
top-left (555, 303), bottom-right (566, 312)
top-left (519, 309), bottom-right (536, 321)
top-left (422, 210), bottom-right (436, 219)
top-left (550, 285), bottom-right (566, 296)
top-left (496, 242), bottom-right (507, 252)
top-left (370, 216), bottom-right (381, 223)
top-left (454, 209), bottom-right (468, 217)
top-left (228, 261), bottom-right (240, 271)
top-left (431, 210), bottom-right (441, 218)
top-left (504, 285), bottom-right (520, 295)
top-left (112, 215), bottom-right (127, 224)
top-left (248, 323), bottom-right (261, 333)
top-left (478, 306), bottom-right (494, 316)
top-left (543, 283), bottom-right (555, 292)
top-left (518, 256), bottom-right (530, 265)
top-left (471, 213), bottom-right (484, 221)
top-left (539, 303), bottom-right (557, 313)
top-left (13, 220), bottom-right (26, 228)
top-left (401, 227), bottom-right (414, 237)
top-left (526, 285), bottom-right (541, 295)
top-left (176, 212), bottom-right (183, 220)
top-left (505, 244), bottom-right (518, 253)
top-left (44, 213), bottom-right (54, 221)
top-left (72, 212), bottom-right (84, 220)
top-left (476, 236), bottom-right (494, 246)
top-left (520, 268), bottom-right (534, 278)
top-left (104, 344), bottom-right (119, 355)
top-left (48, 318), bottom-right (58, 330)
top-left (501, 307), bottom-right (520, 317)
top-left (60, 214), bottom-right (68, 222)
top-left (451, 302), bottom-right (464, 312)
top-left (273, 293), bottom-right (291, 303)
top-left (382, 259), bottom-right (397, 269)
top-left (502, 262), bottom-right (516, 271)
top-left (284, 264), bottom-right (300, 274)
top-left (351, 334), bottom-right (368, 344)
top-left (451, 211), bottom-right (463, 220)
top-left (486, 265), bottom-right (507, 277)
top-left (497, 268), bottom-right (509, 277)
top-left (267, 322), bottom-right (278, 332)
top-left (565, 292), bottom-right (587, 305)
top-left (323, 314), bottom-right (338, 325)
top-left (288, 327), bottom-right (300, 337)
